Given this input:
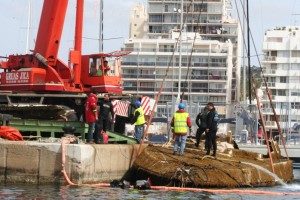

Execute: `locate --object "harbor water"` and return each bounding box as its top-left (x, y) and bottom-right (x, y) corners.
top-left (0, 170), bottom-right (299, 200)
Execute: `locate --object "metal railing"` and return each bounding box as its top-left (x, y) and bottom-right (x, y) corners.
top-left (121, 61), bottom-right (227, 68)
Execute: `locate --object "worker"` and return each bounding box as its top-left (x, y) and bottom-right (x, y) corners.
top-left (90, 64), bottom-right (103, 76)
top-left (205, 102), bottom-right (218, 157)
top-left (171, 103), bottom-right (192, 156)
top-left (131, 100), bottom-right (146, 144)
top-left (94, 94), bottom-right (114, 144)
top-left (90, 63), bottom-right (97, 76)
top-left (104, 60), bottom-right (110, 76)
top-left (84, 90), bottom-right (98, 144)
top-left (258, 126), bottom-right (263, 140)
top-left (195, 106), bottom-right (208, 149)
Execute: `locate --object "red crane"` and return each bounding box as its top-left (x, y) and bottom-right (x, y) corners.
top-left (0, 0), bottom-right (130, 121)
top-left (0, 0), bottom-right (129, 95)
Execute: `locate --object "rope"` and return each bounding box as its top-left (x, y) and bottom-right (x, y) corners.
top-left (61, 138), bottom-right (112, 187)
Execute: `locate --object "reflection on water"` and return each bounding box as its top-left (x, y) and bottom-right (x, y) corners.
top-left (0, 170), bottom-right (299, 200)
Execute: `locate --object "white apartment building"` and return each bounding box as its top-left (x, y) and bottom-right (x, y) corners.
top-left (121, 0), bottom-right (240, 119)
top-left (262, 26), bottom-right (300, 135)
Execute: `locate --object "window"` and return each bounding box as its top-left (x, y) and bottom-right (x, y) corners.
top-left (124, 82), bottom-right (137, 87)
top-left (291, 90), bottom-right (300, 96)
top-left (271, 64), bottom-right (277, 69)
top-left (89, 57), bottom-right (102, 76)
top-left (277, 90), bottom-right (286, 96)
top-left (267, 37), bottom-right (282, 42)
top-left (191, 95), bottom-right (208, 102)
top-left (149, 15), bottom-right (164, 23)
top-left (209, 96), bottom-right (226, 102)
top-left (164, 5), bottom-right (168, 12)
top-left (291, 50), bottom-right (300, 57)
top-left (271, 51), bottom-right (277, 56)
top-left (279, 76), bottom-right (287, 83)
top-left (174, 82), bottom-right (188, 88)
top-left (269, 77), bottom-right (276, 82)
top-left (292, 102), bottom-right (300, 109)
top-left (171, 16), bottom-right (177, 23)
top-left (194, 4), bottom-right (207, 12)
top-left (192, 83), bottom-right (208, 88)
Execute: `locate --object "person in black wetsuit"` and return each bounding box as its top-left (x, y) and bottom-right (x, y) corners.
top-left (205, 102), bottom-right (218, 157)
top-left (195, 107), bottom-right (208, 149)
top-left (94, 94), bottom-right (114, 144)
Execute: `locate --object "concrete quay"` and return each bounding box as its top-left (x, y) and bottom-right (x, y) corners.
top-left (0, 140), bottom-right (143, 184)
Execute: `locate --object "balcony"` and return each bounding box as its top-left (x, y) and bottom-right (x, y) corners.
top-left (208, 89), bottom-right (227, 93)
top-left (265, 121), bottom-right (276, 128)
top-left (122, 73), bottom-right (137, 79)
top-left (263, 69), bottom-right (277, 74)
top-left (123, 86), bottom-right (137, 91)
top-left (191, 88), bottom-right (208, 93)
top-left (263, 56), bottom-right (277, 62)
top-left (261, 82), bottom-right (275, 87)
top-left (190, 74), bottom-right (227, 81)
top-left (123, 85), bottom-right (228, 95)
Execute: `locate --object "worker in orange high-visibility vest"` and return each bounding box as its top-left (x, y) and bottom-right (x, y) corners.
top-left (171, 103), bottom-right (192, 156)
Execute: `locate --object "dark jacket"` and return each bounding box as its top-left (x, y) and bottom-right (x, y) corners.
top-left (98, 100), bottom-right (114, 120)
top-left (206, 108), bottom-right (218, 132)
top-left (196, 108), bottom-right (208, 128)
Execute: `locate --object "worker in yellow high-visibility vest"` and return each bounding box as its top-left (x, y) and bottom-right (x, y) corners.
top-left (131, 100), bottom-right (146, 143)
top-left (171, 103), bottom-right (192, 156)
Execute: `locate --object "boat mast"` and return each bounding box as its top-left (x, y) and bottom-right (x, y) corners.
top-left (177, 0), bottom-right (183, 103)
top-left (26, 0), bottom-right (32, 54)
top-left (246, 0), bottom-right (251, 105)
top-left (242, 0), bottom-right (246, 108)
top-left (99, 0), bottom-right (103, 52)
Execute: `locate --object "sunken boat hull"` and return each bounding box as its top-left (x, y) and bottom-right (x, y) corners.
top-left (130, 145), bottom-right (293, 188)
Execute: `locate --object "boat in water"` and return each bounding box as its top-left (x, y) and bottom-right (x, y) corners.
top-left (127, 139), bottom-right (293, 188)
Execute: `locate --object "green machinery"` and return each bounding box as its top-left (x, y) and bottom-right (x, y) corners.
top-left (2, 119), bottom-right (137, 144)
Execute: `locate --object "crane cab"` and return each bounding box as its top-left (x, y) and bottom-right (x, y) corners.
top-left (81, 53), bottom-right (123, 95)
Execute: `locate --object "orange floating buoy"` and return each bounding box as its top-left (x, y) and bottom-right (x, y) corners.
top-left (0, 126), bottom-right (23, 141)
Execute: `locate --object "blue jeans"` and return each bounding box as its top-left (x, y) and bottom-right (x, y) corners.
top-left (174, 134), bottom-right (187, 155)
top-left (87, 122), bottom-right (96, 142)
top-left (134, 125), bottom-right (144, 144)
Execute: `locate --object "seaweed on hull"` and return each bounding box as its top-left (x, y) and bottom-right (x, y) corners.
top-left (124, 142), bottom-right (293, 188)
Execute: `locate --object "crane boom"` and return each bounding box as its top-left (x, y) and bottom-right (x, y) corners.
top-left (34, 0), bottom-right (68, 66)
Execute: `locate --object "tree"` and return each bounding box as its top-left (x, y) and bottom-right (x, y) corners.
top-left (240, 65), bottom-right (262, 101)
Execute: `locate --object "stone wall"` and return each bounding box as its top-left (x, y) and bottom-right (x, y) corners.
top-left (0, 140), bottom-right (143, 184)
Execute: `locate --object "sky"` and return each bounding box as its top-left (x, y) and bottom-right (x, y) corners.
top-left (0, 0), bottom-right (299, 66)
